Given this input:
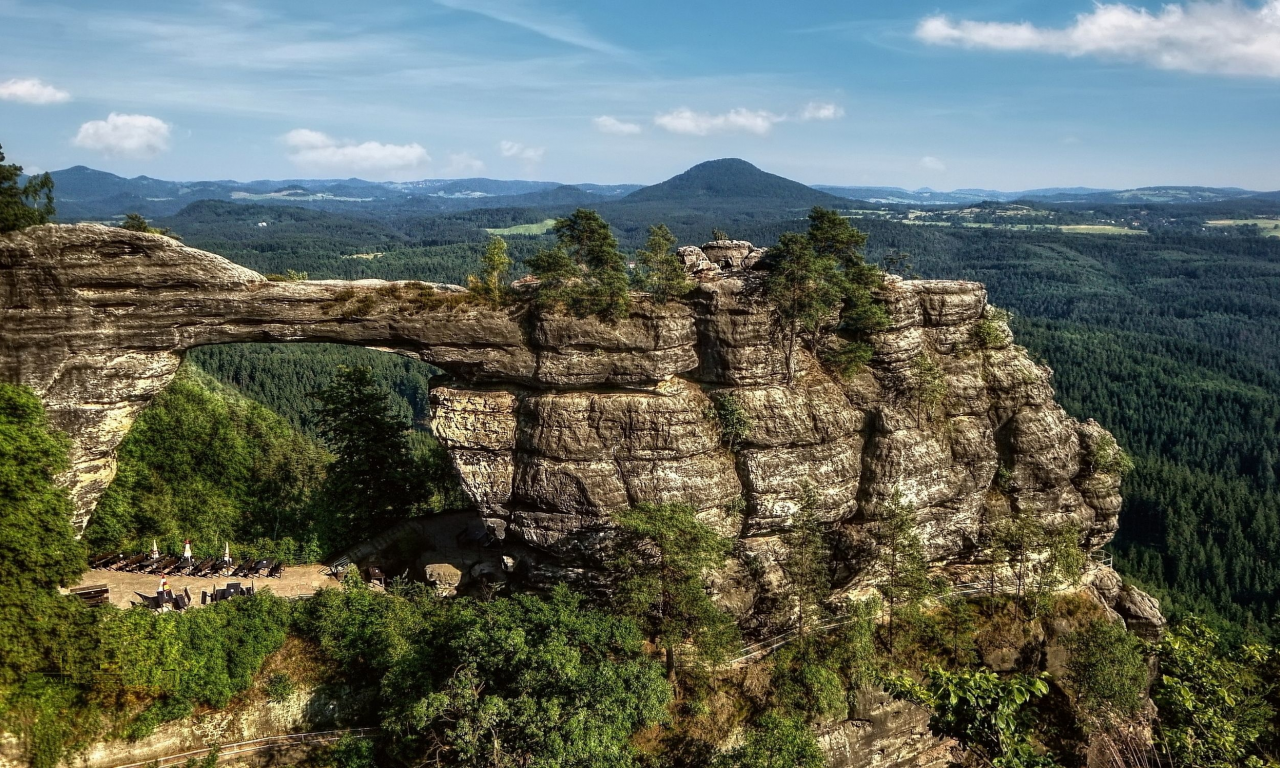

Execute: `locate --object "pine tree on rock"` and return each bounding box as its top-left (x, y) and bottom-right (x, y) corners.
top-left (467, 235), bottom-right (512, 305)
top-left (0, 143), bottom-right (55, 234)
top-left (611, 502), bottom-right (739, 683)
top-left (634, 223), bottom-right (692, 304)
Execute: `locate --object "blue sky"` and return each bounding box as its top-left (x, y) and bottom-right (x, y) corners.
top-left (1, 0), bottom-right (1277, 189)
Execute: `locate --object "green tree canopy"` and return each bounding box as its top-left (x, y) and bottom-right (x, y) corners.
top-left (528, 209), bottom-right (631, 320)
top-left (0, 384), bottom-right (89, 685)
top-left (0, 143), bottom-right (55, 233)
top-left (466, 234), bottom-right (512, 305)
top-left (611, 502), bottom-right (740, 682)
top-left (312, 366), bottom-right (419, 546)
top-left (119, 212), bottom-right (179, 239)
top-left (634, 223), bottom-right (691, 304)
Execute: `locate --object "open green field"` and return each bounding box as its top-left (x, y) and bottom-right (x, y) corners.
top-left (1207, 218), bottom-right (1280, 237)
top-left (485, 218), bottom-right (558, 236)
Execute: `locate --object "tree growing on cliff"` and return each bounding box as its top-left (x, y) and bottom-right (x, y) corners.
top-left (634, 223), bottom-right (692, 304)
top-left (528, 209), bottom-right (631, 321)
top-left (119, 212), bottom-right (180, 240)
top-left (312, 366), bottom-right (418, 546)
top-left (765, 232), bottom-right (846, 380)
top-left (776, 486), bottom-right (831, 641)
top-left (466, 234), bottom-right (512, 306)
top-left (611, 502), bottom-right (740, 683)
top-left (0, 143), bottom-right (55, 233)
top-left (766, 208), bottom-right (886, 381)
top-left (870, 493), bottom-right (934, 654)
top-left (0, 384), bottom-right (89, 684)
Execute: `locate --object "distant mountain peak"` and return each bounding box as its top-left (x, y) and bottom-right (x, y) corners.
top-left (623, 158), bottom-right (845, 207)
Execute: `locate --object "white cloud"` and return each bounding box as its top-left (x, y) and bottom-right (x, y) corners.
top-left (653, 107), bottom-right (785, 136)
top-left (499, 140), bottom-right (545, 163)
top-left (799, 102), bottom-right (844, 121)
top-left (919, 156), bottom-right (947, 172)
top-left (284, 129), bottom-right (429, 173)
top-left (73, 113), bottom-right (171, 158)
top-left (443, 152), bottom-right (485, 176)
top-left (593, 115), bottom-right (642, 135)
top-left (0, 77), bottom-right (70, 104)
top-left (432, 0), bottom-right (626, 57)
top-left (916, 1), bottom-right (1280, 78)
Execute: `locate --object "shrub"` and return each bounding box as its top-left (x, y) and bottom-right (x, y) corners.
top-left (710, 393), bottom-right (753, 449)
top-left (890, 667), bottom-right (1056, 768)
top-left (1089, 435), bottom-right (1135, 477)
top-left (713, 713), bottom-right (823, 768)
top-left (1063, 619), bottom-right (1149, 726)
top-left (821, 341), bottom-right (874, 379)
top-left (908, 354), bottom-right (948, 418)
top-left (264, 672), bottom-right (296, 703)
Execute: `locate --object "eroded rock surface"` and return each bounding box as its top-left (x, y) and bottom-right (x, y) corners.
top-left (1, 224), bottom-right (1159, 768)
top-left (1, 224), bottom-right (1126, 584)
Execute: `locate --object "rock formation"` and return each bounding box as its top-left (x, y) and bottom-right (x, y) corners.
top-left (2, 223), bottom-right (1161, 767)
top-left (2, 225), bottom-right (1130, 600)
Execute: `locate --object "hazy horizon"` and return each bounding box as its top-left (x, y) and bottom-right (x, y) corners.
top-left (3, 1), bottom-right (1278, 189)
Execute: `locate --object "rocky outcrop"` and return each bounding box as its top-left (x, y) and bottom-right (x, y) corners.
top-left (817, 691), bottom-right (956, 768)
top-left (1, 224), bottom-right (1126, 590)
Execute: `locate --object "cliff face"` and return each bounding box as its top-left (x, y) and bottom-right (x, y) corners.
top-left (0, 224), bottom-right (1123, 568)
top-left (1, 225), bottom-right (1122, 569)
top-left (1, 223), bottom-right (1154, 766)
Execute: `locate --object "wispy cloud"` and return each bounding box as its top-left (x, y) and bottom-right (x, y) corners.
top-left (499, 140), bottom-right (545, 164)
top-left (799, 101), bottom-right (844, 121)
top-left (73, 113), bottom-right (171, 158)
top-left (0, 77), bottom-right (70, 104)
top-left (284, 129), bottom-right (429, 175)
top-left (919, 156), bottom-right (947, 172)
top-left (433, 0), bottom-right (625, 56)
top-left (592, 115), bottom-right (642, 135)
top-left (443, 151), bottom-right (485, 176)
top-left (653, 107), bottom-right (786, 136)
top-left (917, 1), bottom-right (1280, 78)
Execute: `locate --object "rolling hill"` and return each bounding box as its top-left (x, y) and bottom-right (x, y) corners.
top-left (620, 158), bottom-right (847, 208)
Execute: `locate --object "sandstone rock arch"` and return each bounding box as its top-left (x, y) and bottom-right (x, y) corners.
top-left (1, 225), bottom-right (1122, 585)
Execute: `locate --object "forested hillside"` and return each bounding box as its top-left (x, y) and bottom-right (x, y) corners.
top-left (165, 207), bottom-right (1280, 638)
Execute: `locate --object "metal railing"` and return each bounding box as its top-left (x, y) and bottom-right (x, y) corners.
top-left (106, 727), bottom-right (378, 768)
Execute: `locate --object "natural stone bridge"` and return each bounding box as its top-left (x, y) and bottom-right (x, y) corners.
top-left (1, 224), bottom-right (1123, 602)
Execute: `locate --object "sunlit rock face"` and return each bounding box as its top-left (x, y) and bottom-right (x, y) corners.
top-left (1, 224), bottom-right (1123, 580)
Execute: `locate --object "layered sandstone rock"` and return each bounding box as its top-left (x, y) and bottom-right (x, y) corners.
top-left (0, 224), bottom-right (1126, 586)
top-left (1, 224), bottom-right (1156, 768)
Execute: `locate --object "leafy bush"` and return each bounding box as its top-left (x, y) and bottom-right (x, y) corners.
top-left (1153, 618), bottom-right (1275, 768)
top-left (710, 393), bottom-right (753, 449)
top-left (891, 667), bottom-right (1056, 768)
top-left (1063, 619), bottom-right (1149, 726)
top-left (264, 672), bottom-right (296, 703)
top-left (1089, 435), bottom-right (1135, 477)
top-left (323, 734), bottom-right (377, 768)
top-left (713, 713), bottom-right (823, 768)
top-left (301, 579), bottom-right (671, 767)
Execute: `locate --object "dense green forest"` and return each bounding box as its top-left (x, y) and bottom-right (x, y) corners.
top-left (82, 364), bottom-right (460, 561)
top-left (187, 343), bottom-right (438, 435)
top-left (155, 196), bottom-right (1280, 638)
